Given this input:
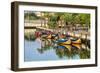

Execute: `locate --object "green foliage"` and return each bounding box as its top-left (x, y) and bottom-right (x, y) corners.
top-left (24, 33), bottom-right (36, 41)
top-left (48, 15), bottom-right (58, 28)
top-left (24, 12), bottom-right (39, 20)
top-left (43, 12), bottom-right (50, 18)
top-left (79, 49), bottom-right (90, 59)
top-left (46, 12), bottom-right (90, 28)
top-left (24, 11), bottom-right (90, 28)
top-left (73, 13), bottom-right (90, 27)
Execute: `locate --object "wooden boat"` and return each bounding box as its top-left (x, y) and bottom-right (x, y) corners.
top-left (46, 34), bottom-right (52, 39)
top-left (46, 34), bottom-right (55, 39)
top-left (72, 44), bottom-right (81, 49)
top-left (56, 46), bottom-right (65, 53)
top-left (57, 45), bottom-right (66, 49)
top-left (71, 38), bottom-right (81, 44)
top-left (58, 39), bottom-right (71, 45)
top-left (60, 44), bottom-right (72, 51)
top-left (57, 44), bottom-right (71, 51)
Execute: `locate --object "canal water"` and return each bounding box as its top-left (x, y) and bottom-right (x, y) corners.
top-left (24, 37), bottom-right (90, 62)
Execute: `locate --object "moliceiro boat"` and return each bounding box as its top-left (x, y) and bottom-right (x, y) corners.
top-left (57, 45), bottom-right (71, 52)
top-left (71, 38), bottom-right (81, 44)
top-left (57, 38), bottom-right (81, 45)
top-left (72, 44), bottom-right (81, 49)
top-left (46, 34), bottom-right (56, 39)
top-left (46, 34), bottom-right (52, 39)
top-left (57, 39), bottom-right (71, 45)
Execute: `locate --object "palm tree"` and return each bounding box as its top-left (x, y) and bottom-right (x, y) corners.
top-left (42, 12), bottom-right (51, 28)
top-left (40, 12), bottom-right (43, 27)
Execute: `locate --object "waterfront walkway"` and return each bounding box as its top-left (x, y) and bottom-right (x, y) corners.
top-left (25, 26), bottom-right (90, 40)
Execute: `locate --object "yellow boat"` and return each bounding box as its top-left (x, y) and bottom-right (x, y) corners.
top-left (71, 38), bottom-right (81, 44)
top-left (57, 44), bottom-right (71, 52)
top-left (72, 44), bottom-right (81, 49)
top-left (46, 34), bottom-right (52, 39)
top-left (58, 39), bottom-right (71, 45)
top-left (62, 45), bottom-right (72, 51)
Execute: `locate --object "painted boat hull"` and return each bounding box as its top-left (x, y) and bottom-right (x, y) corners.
top-left (57, 44), bottom-right (72, 52)
top-left (71, 38), bottom-right (81, 44)
top-left (46, 34), bottom-right (56, 39)
top-left (58, 39), bottom-right (71, 45)
top-left (72, 44), bottom-right (81, 49)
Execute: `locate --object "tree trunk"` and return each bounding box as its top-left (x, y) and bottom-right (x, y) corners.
top-left (41, 12), bottom-right (42, 27)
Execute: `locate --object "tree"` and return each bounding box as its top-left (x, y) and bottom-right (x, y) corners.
top-left (24, 11), bottom-right (39, 20)
top-left (43, 12), bottom-right (51, 28)
top-left (75, 14), bottom-right (90, 27)
top-left (48, 14), bottom-right (58, 29)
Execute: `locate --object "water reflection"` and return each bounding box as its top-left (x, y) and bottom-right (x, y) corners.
top-left (37, 38), bottom-right (90, 59)
top-left (24, 31), bottom-right (90, 61)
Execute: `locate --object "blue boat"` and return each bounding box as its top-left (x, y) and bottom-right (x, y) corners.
top-left (57, 45), bottom-right (72, 51)
top-left (57, 45), bottom-right (66, 49)
top-left (57, 39), bottom-right (71, 45)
